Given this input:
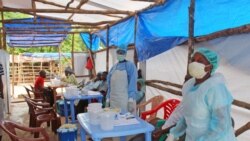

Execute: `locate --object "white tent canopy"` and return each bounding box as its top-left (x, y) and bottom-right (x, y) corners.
top-left (2, 0), bottom-right (153, 24)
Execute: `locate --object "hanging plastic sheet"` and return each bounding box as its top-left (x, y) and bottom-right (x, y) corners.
top-left (136, 0), bottom-right (189, 61)
top-left (80, 33), bottom-right (101, 51)
top-left (136, 36), bottom-right (187, 61)
top-left (95, 17), bottom-right (135, 50)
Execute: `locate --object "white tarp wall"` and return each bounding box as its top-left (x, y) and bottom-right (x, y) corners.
top-left (95, 48), bottom-right (135, 73)
top-left (0, 50), bottom-right (10, 114)
top-left (145, 33), bottom-right (250, 141)
top-left (73, 52), bottom-right (89, 76)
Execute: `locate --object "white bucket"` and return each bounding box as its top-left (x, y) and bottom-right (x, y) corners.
top-left (88, 107), bottom-right (103, 125)
top-left (100, 111), bottom-right (116, 131)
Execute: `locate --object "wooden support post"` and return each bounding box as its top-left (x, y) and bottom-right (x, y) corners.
top-left (1, 11), bottom-right (6, 50)
top-left (58, 46), bottom-right (62, 76)
top-left (235, 122), bottom-right (250, 137)
top-left (71, 34), bottom-right (75, 71)
top-left (32, 0), bottom-right (37, 21)
top-left (32, 61), bottom-right (35, 82)
top-left (89, 34), bottom-right (96, 77)
top-left (133, 14), bottom-right (138, 67)
top-left (0, 1), bottom-right (2, 49)
top-left (185, 0), bottom-right (195, 81)
top-left (0, 29), bottom-right (2, 49)
top-left (106, 25), bottom-right (110, 72)
top-left (187, 0), bottom-right (195, 64)
top-left (11, 48), bottom-right (15, 97)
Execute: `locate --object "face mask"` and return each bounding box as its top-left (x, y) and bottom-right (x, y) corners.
top-left (188, 62), bottom-right (208, 79)
top-left (117, 54), bottom-right (126, 62)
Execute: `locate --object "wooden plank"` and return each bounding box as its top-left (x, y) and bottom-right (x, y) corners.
top-left (34, 0), bottom-right (76, 9)
top-left (32, 0), bottom-right (37, 21)
top-left (68, 0), bottom-right (88, 20)
top-left (1, 19), bottom-right (115, 26)
top-left (3, 25), bottom-right (100, 30)
top-left (0, 7), bottom-right (133, 15)
top-left (65, 0), bottom-right (75, 10)
top-left (185, 0), bottom-right (195, 81)
top-left (6, 31), bottom-right (98, 34)
top-left (71, 34), bottom-right (75, 71)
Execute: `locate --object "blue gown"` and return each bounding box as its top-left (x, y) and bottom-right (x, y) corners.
top-left (106, 60), bottom-right (137, 101)
top-left (170, 73), bottom-right (237, 141)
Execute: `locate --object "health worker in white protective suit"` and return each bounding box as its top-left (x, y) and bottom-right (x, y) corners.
top-left (166, 47), bottom-right (237, 141)
top-left (106, 47), bottom-right (137, 114)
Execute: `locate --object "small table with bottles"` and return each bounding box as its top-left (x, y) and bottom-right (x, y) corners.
top-left (77, 113), bottom-right (155, 141)
top-left (63, 90), bottom-right (103, 123)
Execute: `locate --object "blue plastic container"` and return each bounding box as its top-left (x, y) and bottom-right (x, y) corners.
top-left (57, 124), bottom-right (77, 141)
top-left (56, 100), bottom-right (71, 116)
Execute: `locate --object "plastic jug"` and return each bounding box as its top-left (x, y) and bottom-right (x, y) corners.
top-left (87, 106), bottom-right (103, 125)
top-left (100, 111), bottom-right (116, 131)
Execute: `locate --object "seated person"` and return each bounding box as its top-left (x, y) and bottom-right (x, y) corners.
top-left (34, 70), bottom-right (46, 99)
top-left (61, 66), bottom-right (78, 85)
top-left (34, 70), bottom-right (54, 106)
top-left (96, 71), bottom-right (108, 106)
top-left (97, 71), bottom-right (108, 94)
top-left (75, 72), bottom-right (105, 115)
top-left (83, 72), bottom-right (102, 90)
top-left (137, 69), bottom-right (146, 98)
top-left (135, 81), bottom-right (145, 105)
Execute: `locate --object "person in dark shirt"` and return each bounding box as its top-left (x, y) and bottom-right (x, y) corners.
top-left (0, 63), bottom-right (4, 141)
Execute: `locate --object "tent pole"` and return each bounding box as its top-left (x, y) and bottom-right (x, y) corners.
top-left (133, 14), bottom-right (138, 67)
top-left (106, 25), bottom-right (110, 72)
top-left (0, 1), bottom-right (2, 49)
top-left (89, 34), bottom-right (96, 77)
top-left (32, 0), bottom-right (37, 22)
top-left (11, 48), bottom-right (15, 98)
top-left (58, 46), bottom-right (62, 76)
top-left (71, 34), bottom-right (75, 71)
top-left (1, 11), bottom-right (6, 50)
top-left (185, 0), bottom-right (195, 81)
top-left (0, 29), bottom-right (2, 49)
top-left (0, 1), bottom-right (3, 49)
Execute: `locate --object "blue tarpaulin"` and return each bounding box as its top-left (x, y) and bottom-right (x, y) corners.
top-left (80, 33), bottom-right (101, 51)
top-left (94, 17), bottom-right (135, 50)
top-left (81, 0), bottom-right (250, 61)
top-left (22, 53), bottom-right (71, 59)
top-left (4, 17), bottom-right (71, 48)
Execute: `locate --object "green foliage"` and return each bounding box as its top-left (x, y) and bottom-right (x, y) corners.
top-left (3, 12), bottom-right (31, 20)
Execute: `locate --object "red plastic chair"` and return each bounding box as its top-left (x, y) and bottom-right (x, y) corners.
top-left (141, 99), bottom-right (180, 120)
top-left (137, 95), bottom-right (164, 121)
top-left (0, 120), bottom-right (49, 141)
